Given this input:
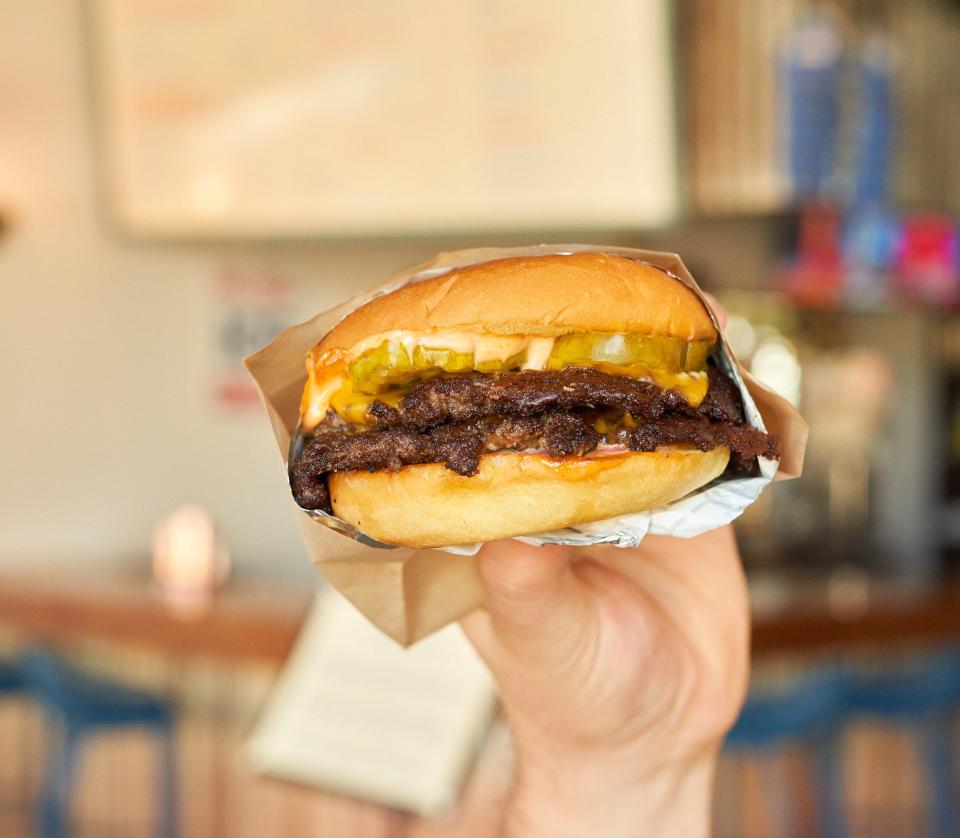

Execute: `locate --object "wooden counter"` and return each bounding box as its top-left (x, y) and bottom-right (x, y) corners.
top-left (750, 582), bottom-right (960, 658)
top-left (2, 572), bottom-right (960, 662)
top-left (0, 573), bottom-right (310, 664)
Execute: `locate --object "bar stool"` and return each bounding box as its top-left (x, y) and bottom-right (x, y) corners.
top-left (724, 669), bottom-right (850, 838)
top-left (846, 651), bottom-right (960, 838)
top-left (0, 660), bottom-right (21, 693)
top-left (20, 649), bottom-right (178, 838)
top-left (0, 660), bottom-right (28, 815)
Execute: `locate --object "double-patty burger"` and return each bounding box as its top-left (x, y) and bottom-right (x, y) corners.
top-left (289, 253), bottom-right (779, 547)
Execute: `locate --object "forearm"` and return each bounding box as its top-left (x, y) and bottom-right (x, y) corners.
top-left (502, 749), bottom-right (718, 838)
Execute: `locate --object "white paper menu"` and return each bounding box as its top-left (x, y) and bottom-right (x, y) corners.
top-left (244, 591), bottom-right (496, 816)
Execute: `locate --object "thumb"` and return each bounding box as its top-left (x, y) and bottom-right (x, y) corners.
top-left (471, 539), bottom-right (591, 665)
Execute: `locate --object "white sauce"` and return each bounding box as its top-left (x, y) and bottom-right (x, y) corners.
top-left (345, 330), bottom-right (557, 367)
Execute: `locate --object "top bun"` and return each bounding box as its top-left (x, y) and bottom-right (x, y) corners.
top-left (317, 253), bottom-right (717, 354)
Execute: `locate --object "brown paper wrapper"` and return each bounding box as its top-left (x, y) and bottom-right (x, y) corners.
top-left (246, 245), bottom-right (807, 645)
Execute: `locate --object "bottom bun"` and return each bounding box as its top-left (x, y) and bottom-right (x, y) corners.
top-left (329, 445), bottom-right (730, 548)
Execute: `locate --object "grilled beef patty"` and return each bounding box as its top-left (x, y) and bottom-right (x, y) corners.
top-left (290, 366), bottom-right (779, 512)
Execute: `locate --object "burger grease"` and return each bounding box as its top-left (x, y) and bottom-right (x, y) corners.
top-left (290, 253), bottom-right (779, 547)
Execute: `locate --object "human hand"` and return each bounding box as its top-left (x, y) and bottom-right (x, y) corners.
top-left (460, 527), bottom-right (749, 838)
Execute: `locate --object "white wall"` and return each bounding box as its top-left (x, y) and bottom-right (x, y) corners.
top-left (0, 2), bottom-right (782, 576)
top-left (0, 2), bottom-right (441, 576)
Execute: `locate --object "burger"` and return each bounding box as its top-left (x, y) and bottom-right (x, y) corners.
top-left (289, 252), bottom-right (779, 547)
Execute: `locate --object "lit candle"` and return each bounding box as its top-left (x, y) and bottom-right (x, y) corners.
top-left (151, 504), bottom-right (230, 606)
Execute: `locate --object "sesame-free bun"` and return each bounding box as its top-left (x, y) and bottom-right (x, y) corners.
top-left (328, 445), bottom-right (729, 548)
top-left (317, 253), bottom-right (717, 354)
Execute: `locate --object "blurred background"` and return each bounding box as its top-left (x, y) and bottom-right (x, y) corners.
top-left (2, 0), bottom-right (960, 835)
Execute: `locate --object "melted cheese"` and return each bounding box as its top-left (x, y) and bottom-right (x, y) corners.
top-left (300, 331), bottom-right (710, 430)
top-left (650, 369), bottom-right (708, 406)
top-left (300, 367), bottom-right (346, 429)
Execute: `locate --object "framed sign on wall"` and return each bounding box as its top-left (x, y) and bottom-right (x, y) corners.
top-left (90, 0), bottom-right (678, 238)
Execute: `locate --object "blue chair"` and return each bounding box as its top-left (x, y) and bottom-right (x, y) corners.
top-left (846, 650), bottom-right (960, 838)
top-left (0, 660), bottom-right (22, 694)
top-left (20, 649), bottom-right (177, 838)
top-left (0, 659), bottom-right (29, 813)
top-left (724, 669), bottom-right (850, 838)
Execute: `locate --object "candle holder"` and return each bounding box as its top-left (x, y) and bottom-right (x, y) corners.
top-left (151, 504), bottom-right (230, 614)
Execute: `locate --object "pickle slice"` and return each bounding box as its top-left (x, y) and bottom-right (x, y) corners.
top-left (412, 346), bottom-right (473, 372)
top-left (683, 340), bottom-right (713, 370)
top-left (350, 344), bottom-right (529, 391)
top-left (548, 333), bottom-right (713, 373)
top-left (475, 351), bottom-right (526, 373)
top-left (348, 341), bottom-right (414, 394)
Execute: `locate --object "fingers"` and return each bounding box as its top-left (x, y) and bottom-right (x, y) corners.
top-left (626, 527), bottom-right (749, 684)
top-left (639, 527), bottom-right (745, 599)
top-left (467, 540), bottom-right (592, 667)
top-left (703, 292), bottom-right (727, 330)
top-left (476, 540), bottom-right (570, 621)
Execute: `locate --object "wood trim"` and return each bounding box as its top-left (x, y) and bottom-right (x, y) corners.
top-left (0, 575), bottom-right (308, 664)
top-left (751, 587), bottom-right (960, 658)
top-left (2, 573), bottom-right (960, 664)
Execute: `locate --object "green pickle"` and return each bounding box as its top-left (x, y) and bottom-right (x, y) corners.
top-left (476, 352), bottom-right (524, 373)
top-left (474, 349), bottom-right (527, 372)
top-left (548, 332), bottom-right (713, 373)
top-left (683, 340), bottom-right (712, 370)
top-left (412, 345), bottom-right (474, 372)
top-left (350, 342), bottom-right (481, 393)
top-left (347, 333), bottom-right (714, 394)
top-left (348, 340), bottom-right (413, 393)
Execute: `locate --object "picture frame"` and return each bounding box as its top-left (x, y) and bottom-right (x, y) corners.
top-left (89, 0), bottom-right (678, 239)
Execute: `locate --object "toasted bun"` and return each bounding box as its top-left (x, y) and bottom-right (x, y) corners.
top-left (318, 253), bottom-right (716, 355)
top-left (329, 446), bottom-right (729, 548)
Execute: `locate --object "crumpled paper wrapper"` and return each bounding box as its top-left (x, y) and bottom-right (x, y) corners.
top-left (246, 245), bottom-right (808, 645)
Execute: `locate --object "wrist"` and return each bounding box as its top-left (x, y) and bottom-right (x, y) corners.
top-left (504, 746), bottom-right (718, 838)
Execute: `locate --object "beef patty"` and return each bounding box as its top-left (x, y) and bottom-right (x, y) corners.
top-left (290, 366), bottom-right (779, 512)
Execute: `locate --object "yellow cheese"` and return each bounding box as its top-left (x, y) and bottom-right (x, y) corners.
top-left (652, 369), bottom-right (708, 406)
top-left (330, 386), bottom-right (404, 425)
top-left (300, 369), bottom-right (346, 430)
